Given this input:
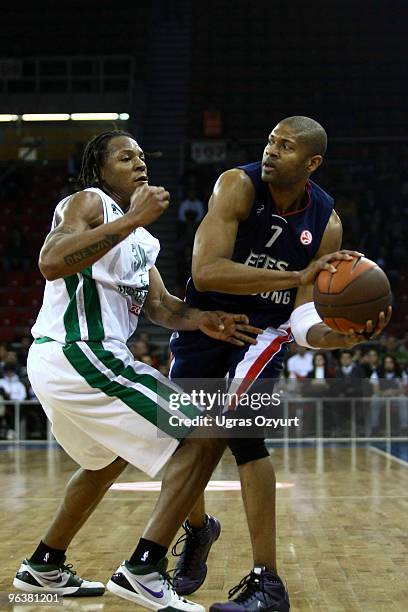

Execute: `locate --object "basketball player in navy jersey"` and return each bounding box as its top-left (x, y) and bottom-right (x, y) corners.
top-left (169, 116), bottom-right (391, 611)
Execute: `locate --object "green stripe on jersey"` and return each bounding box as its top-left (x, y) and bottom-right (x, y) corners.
top-left (82, 267), bottom-right (105, 341)
top-left (62, 342), bottom-right (192, 439)
top-left (87, 342), bottom-right (200, 421)
top-left (63, 275), bottom-right (80, 343)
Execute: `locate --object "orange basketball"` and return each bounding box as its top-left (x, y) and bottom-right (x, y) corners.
top-left (313, 256), bottom-right (392, 333)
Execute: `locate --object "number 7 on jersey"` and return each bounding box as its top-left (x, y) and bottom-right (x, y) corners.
top-left (265, 225), bottom-right (283, 248)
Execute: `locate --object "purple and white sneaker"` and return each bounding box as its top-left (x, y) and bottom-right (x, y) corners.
top-left (107, 557), bottom-right (204, 611)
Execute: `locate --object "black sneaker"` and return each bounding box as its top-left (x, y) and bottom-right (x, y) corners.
top-left (172, 514), bottom-right (221, 595)
top-left (210, 566), bottom-right (290, 611)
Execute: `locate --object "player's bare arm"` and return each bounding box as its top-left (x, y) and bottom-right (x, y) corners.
top-left (39, 184), bottom-right (169, 280)
top-left (144, 266), bottom-right (263, 346)
top-left (192, 170), bottom-right (363, 294)
top-left (293, 211), bottom-right (392, 349)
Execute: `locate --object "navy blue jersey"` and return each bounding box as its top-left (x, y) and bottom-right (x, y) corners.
top-left (185, 161), bottom-right (334, 329)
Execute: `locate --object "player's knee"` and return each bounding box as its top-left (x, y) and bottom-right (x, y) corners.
top-left (181, 436), bottom-right (227, 465)
top-left (228, 438), bottom-right (269, 466)
top-left (84, 456), bottom-right (128, 488)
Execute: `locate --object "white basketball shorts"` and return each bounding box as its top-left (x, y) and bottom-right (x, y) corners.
top-left (28, 339), bottom-right (200, 476)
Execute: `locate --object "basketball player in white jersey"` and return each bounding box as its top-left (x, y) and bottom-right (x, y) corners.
top-left (13, 130), bottom-right (265, 611)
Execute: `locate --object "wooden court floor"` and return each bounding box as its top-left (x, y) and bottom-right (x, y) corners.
top-left (1, 443), bottom-right (408, 611)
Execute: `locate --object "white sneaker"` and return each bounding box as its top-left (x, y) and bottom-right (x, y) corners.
top-left (13, 558), bottom-right (105, 596)
top-left (107, 558), bottom-right (205, 611)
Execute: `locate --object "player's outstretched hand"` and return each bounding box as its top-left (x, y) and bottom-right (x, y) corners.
top-left (198, 311), bottom-right (264, 346)
top-left (127, 184), bottom-right (170, 228)
top-left (299, 249), bottom-right (364, 286)
top-left (335, 307), bottom-right (393, 347)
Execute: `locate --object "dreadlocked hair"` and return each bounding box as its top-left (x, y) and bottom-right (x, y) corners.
top-left (77, 130), bottom-right (135, 189)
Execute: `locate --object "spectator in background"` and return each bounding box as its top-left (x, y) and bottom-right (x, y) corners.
top-left (393, 337), bottom-right (407, 360)
top-left (128, 340), bottom-right (149, 361)
top-left (304, 352), bottom-right (333, 396)
top-left (3, 350), bottom-right (22, 377)
top-left (361, 348), bottom-right (381, 376)
top-left (352, 346), bottom-right (363, 365)
top-left (128, 337), bottom-right (160, 370)
top-left (287, 345), bottom-right (314, 379)
top-left (2, 348), bottom-right (27, 438)
top-left (360, 348), bottom-right (381, 398)
top-left (178, 188), bottom-right (205, 224)
top-left (378, 336), bottom-right (395, 357)
top-left (331, 350), bottom-right (363, 436)
top-left (382, 355), bottom-right (407, 414)
top-left (368, 355), bottom-right (408, 436)
top-left (0, 365), bottom-right (27, 401)
top-left (335, 350), bottom-right (363, 392)
top-left (300, 352), bottom-right (333, 435)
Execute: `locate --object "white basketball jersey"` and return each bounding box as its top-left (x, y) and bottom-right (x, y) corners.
top-left (32, 188), bottom-right (160, 345)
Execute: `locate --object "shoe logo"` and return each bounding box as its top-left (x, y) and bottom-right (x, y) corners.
top-left (256, 205), bottom-right (265, 214)
top-left (43, 553), bottom-right (49, 563)
top-left (141, 551), bottom-right (149, 562)
top-left (41, 575), bottom-right (63, 584)
top-left (134, 579), bottom-right (164, 599)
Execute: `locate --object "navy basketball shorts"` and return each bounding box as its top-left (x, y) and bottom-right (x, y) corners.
top-left (170, 322), bottom-right (292, 438)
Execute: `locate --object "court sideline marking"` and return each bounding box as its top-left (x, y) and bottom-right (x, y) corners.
top-left (370, 444), bottom-right (408, 467)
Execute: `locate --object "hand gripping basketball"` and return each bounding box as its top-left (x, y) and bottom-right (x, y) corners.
top-left (299, 250), bottom-right (364, 286)
top-left (338, 308), bottom-right (393, 347)
top-left (314, 255), bottom-right (392, 335)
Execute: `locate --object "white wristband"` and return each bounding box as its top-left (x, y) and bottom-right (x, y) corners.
top-left (290, 301), bottom-right (322, 349)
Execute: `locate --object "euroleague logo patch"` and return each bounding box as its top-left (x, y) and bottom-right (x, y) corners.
top-left (300, 230), bottom-right (313, 245)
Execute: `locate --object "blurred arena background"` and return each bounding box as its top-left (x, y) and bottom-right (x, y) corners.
top-left (1, 0), bottom-right (408, 440)
top-left (1, 2), bottom-right (408, 610)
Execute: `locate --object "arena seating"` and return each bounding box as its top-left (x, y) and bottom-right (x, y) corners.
top-left (190, 1), bottom-right (406, 138)
top-left (0, 165), bottom-right (56, 341)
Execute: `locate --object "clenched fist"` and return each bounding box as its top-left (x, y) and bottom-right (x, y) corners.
top-left (126, 184), bottom-right (170, 228)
